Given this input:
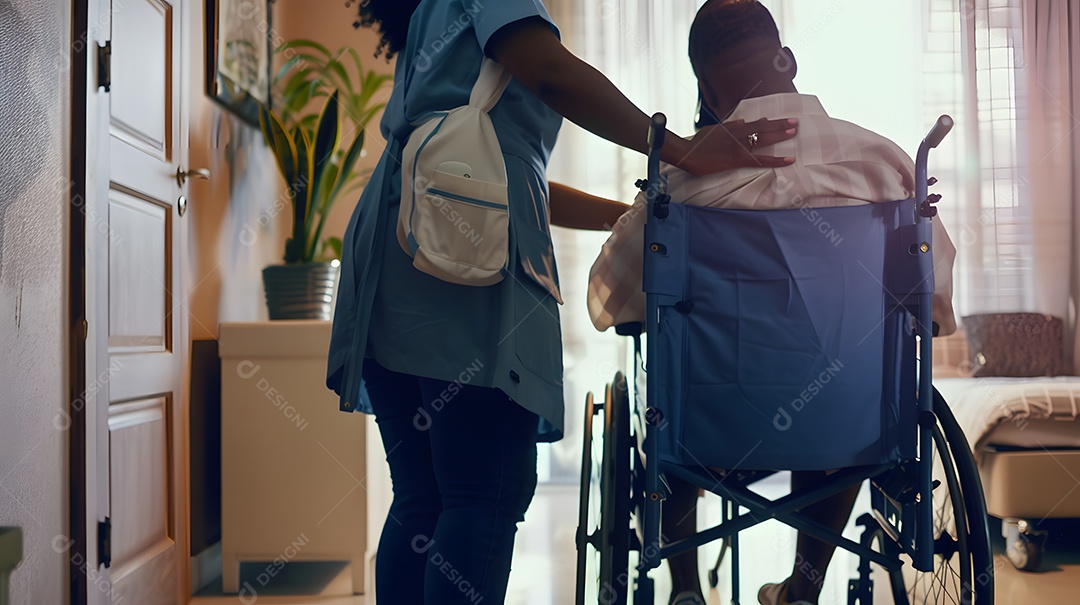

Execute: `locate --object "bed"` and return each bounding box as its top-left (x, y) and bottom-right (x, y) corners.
top-left (933, 330), bottom-right (1080, 571)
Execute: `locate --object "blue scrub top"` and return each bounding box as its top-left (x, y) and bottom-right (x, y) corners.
top-left (327, 0), bottom-right (567, 442)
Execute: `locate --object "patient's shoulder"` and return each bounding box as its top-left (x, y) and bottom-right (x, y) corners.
top-left (819, 115), bottom-right (914, 168)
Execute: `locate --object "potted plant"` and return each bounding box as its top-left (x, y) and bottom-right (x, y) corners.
top-left (257, 40), bottom-right (391, 320)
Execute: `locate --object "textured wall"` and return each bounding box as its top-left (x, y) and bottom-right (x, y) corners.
top-left (0, 0), bottom-right (70, 604)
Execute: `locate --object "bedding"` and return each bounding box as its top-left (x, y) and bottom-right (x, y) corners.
top-left (930, 376), bottom-right (1080, 526)
top-left (932, 377), bottom-right (1080, 459)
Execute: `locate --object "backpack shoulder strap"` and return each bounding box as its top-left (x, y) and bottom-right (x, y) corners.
top-left (469, 58), bottom-right (512, 113)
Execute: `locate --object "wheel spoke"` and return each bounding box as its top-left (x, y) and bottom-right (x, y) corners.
top-left (869, 408), bottom-right (989, 605)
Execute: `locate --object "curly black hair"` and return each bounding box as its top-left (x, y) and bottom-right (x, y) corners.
top-left (347, 0), bottom-right (423, 60)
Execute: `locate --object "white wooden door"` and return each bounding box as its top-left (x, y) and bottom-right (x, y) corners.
top-left (85, 0), bottom-right (191, 603)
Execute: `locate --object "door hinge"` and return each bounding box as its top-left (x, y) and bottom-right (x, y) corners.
top-left (97, 517), bottom-right (111, 568)
top-left (96, 41), bottom-right (112, 93)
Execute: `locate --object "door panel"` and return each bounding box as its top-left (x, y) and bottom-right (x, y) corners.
top-left (108, 397), bottom-right (172, 566)
top-left (108, 356), bottom-right (181, 404)
top-left (108, 190), bottom-right (169, 352)
top-left (110, 0), bottom-right (172, 159)
top-left (87, 0), bottom-right (188, 602)
top-left (110, 542), bottom-right (180, 605)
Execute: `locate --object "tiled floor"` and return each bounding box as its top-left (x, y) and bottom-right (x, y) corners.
top-left (192, 480), bottom-right (1080, 604)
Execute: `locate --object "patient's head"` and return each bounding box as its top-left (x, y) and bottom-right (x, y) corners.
top-left (689, 0), bottom-right (797, 124)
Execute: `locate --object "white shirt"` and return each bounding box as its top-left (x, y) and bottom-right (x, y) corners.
top-left (587, 93), bottom-right (957, 335)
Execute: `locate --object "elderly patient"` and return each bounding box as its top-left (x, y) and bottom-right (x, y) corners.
top-left (587, 1), bottom-right (957, 604)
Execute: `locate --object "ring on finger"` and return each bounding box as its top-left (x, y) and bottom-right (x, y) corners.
top-left (747, 132), bottom-right (760, 150)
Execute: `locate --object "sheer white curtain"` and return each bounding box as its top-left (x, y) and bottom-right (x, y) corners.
top-left (930, 0), bottom-right (1080, 368)
top-left (541, 0), bottom-right (702, 482)
top-left (952, 0), bottom-right (1032, 315)
top-left (1017, 0), bottom-right (1080, 370)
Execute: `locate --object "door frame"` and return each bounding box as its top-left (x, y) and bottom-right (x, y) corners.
top-left (81, 1), bottom-right (110, 600)
top-left (72, 0), bottom-right (194, 602)
top-left (69, 0), bottom-right (90, 603)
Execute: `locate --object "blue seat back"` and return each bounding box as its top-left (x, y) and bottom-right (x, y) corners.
top-left (644, 199), bottom-right (924, 471)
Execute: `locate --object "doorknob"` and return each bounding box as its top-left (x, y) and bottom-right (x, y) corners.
top-left (176, 167), bottom-right (211, 187)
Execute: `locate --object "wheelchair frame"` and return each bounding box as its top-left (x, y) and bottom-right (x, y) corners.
top-left (576, 114), bottom-right (994, 605)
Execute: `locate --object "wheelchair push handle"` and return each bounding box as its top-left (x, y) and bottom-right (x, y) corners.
top-left (923, 115), bottom-right (954, 150)
top-left (647, 113), bottom-right (667, 153)
top-left (645, 113), bottom-right (670, 219)
top-left (915, 115), bottom-right (953, 219)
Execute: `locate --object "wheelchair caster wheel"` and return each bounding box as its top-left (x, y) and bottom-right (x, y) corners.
top-left (1005, 519), bottom-right (1046, 572)
top-left (708, 568), bottom-right (719, 588)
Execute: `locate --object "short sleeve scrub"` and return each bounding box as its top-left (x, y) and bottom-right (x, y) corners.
top-left (327, 0), bottom-right (567, 442)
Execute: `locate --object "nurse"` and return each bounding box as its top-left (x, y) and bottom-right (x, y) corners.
top-left (327, 1), bottom-right (798, 603)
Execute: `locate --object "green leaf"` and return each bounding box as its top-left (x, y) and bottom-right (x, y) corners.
top-left (323, 237), bottom-right (344, 262)
top-left (322, 60), bottom-right (354, 101)
top-left (282, 80), bottom-right (321, 125)
top-left (258, 105), bottom-right (298, 194)
top-left (308, 131), bottom-right (367, 264)
top-left (276, 39), bottom-right (333, 59)
top-left (277, 62), bottom-right (312, 98)
top-left (361, 71), bottom-right (393, 101)
top-left (277, 53), bottom-right (339, 85)
top-left (326, 125), bottom-right (366, 207)
top-left (354, 72), bottom-right (392, 125)
top-left (310, 92), bottom-right (341, 211)
top-left (298, 113), bottom-right (321, 135)
top-left (294, 126), bottom-right (313, 207)
top-left (274, 54), bottom-right (307, 86)
top-left (358, 102), bottom-right (387, 130)
top-left (341, 47), bottom-right (365, 80)
top-left (292, 126), bottom-right (313, 261)
top-left (305, 92), bottom-right (342, 260)
top-left (317, 162), bottom-right (340, 213)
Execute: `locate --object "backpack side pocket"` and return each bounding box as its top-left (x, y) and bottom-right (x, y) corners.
top-left (411, 169), bottom-right (508, 286)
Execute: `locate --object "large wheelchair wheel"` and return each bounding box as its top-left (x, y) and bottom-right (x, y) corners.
top-left (859, 391), bottom-right (994, 604)
top-left (934, 389), bottom-right (995, 602)
top-left (575, 391), bottom-right (599, 605)
top-left (575, 374), bottom-right (632, 605)
top-left (599, 373), bottom-right (631, 605)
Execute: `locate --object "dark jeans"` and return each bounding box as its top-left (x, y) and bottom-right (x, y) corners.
top-left (363, 360), bottom-right (540, 604)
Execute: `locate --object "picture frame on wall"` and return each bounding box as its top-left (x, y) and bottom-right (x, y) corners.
top-left (205, 0), bottom-right (273, 126)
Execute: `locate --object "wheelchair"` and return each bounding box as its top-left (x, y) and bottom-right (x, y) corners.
top-left (575, 114), bottom-right (993, 604)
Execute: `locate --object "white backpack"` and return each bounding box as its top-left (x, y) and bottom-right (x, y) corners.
top-left (398, 59), bottom-right (512, 286)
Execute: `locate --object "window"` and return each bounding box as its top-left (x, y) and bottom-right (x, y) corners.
top-left (930, 0), bottom-right (1030, 314)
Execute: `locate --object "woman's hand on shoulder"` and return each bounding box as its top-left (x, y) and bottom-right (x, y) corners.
top-left (486, 18), bottom-right (800, 178)
top-left (675, 118), bottom-right (798, 177)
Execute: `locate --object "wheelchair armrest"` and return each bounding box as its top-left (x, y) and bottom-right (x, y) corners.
top-left (615, 322), bottom-right (644, 337)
